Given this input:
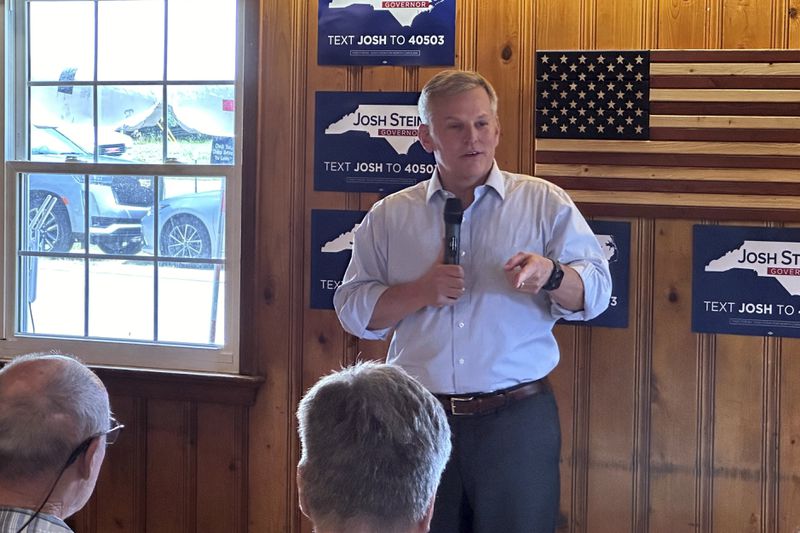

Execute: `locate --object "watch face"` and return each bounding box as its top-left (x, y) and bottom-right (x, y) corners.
top-left (544, 259), bottom-right (564, 291)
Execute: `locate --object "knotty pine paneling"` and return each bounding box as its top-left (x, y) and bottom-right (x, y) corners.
top-left (595, 0), bottom-right (646, 49)
top-left (721, 0), bottom-right (776, 48)
top-left (656, 0), bottom-right (711, 48)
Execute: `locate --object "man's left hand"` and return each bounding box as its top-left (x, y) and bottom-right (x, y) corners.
top-left (503, 252), bottom-right (553, 294)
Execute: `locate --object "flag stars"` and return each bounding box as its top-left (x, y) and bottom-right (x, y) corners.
top-left (625, 116), bottom-right (634, 125)
top-left (587, 64), bottom-right (596, 72)
top-left (597, 108), bottom-right (605, 116)
top-left (597, 125), bottom-right (605, 133)
top-left (560, 124), bottom-right (568, 132)
top-left (607, 82), bottom-right (616, 91)
top-left (560, 108), bottom-right (568, 116)
top-left (616, 125), bottom-right (625, 134)
top-left (560, 73), bottom-right (568, 81)
top-left (625, 101), bottom-right (634, 109)
top-left (616, 55), bottom-right (625, 63)
top-left (635, 91), bottom-right (644, 99)
top-left (541, 73), bottom-right (550, 81)
top-left (568, 116), bottom-right (577, 124)
top-left (597, 90), bottom-right (606, 99)
top-left (587, 117), bottom-right (596, 125)
top-left (550, 116), bottom-right (559, 124)
top-left (625, 82), bottom-right (633, 91)
top-left (551, 64), bottom-right (558, 72)
top-left (551, 100), bottom-right (559, 108)
top-left (616, 108), bottom-right (624, 116)
top-left (578, 90), bottom-right (586, 99)
top-left (607, 116), bottom-right (615, 124)
top-left (634, 55), bottom-right (644, 64)
top-left (569, 63), bottom-right (578, 72)
top-left (588, 101), bottom-right (596, 109)
top-left (541, 54), bottom-right (550, 64)
top-left (598, 73), bottom-right (606, 81)
top-left (560, 54), bottom-right (568, 63)
top-left (578, 124), bottom-right (587, 133)
top-left (587, 82), bottom-right (596, 91)
top-left (569, 100), bottom-right (578, 109)
top-left (578, 73), bottom-right (587, 81)
top-left (616, 90), bottom-right (625, 99)
top-left (540, 90), bottom-right (550, 99)
top-left (540, 124), bottom-right (549, 132)
top-left (607, 63), bottom-right (615, 72)
top-left (635, 72), bottom-right (644, 82)
top-left (634, 108), bottom-right (643, 117)
top-left (560, 90), bottom-right (568, 99)
top-left (578, 54), bottom-right (587, 63)
top-left (551, 82), bottom-right (559, 90)
top-left (569, 82), bottom-right (578, 91)
top-left (616, 73), bottom-right (625, 81)
top-left (625, 63), bottom-right (634, 72)
top-left (607, 100), bottom-right (616, 108)
top-left (541, 108), bottom-right (549, 115)
top-left (578, 108), bottom-right (586, 116)
top-left (634, 125), bottom-right (644, 134)
top-left (597, 54), bottom-right (605, 63)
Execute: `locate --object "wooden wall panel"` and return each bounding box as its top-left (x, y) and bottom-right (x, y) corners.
top-left (648, 219), bottom-right (700, 533)
top-left (535, 0), bottom-right (585, 50)
top-left (792, 0), bottom-right (800, 47)
top-left (779, 338), bottom-right (800, 531)
top-left (721, 0), bottom-right (776, 48)
top-left (655, 0), bottom-right (710, 48)
top-left (595, 0), bottom-right (646, 49)
top-left (145, 400), bottom-right (192, 533)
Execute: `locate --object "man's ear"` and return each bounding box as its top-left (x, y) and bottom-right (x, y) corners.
top-left (296, 465), bottom-right (310, 519)
top-left (78, 437), bottom-right (104, 480)
top-left (418, 124), bottom-right (434, 153)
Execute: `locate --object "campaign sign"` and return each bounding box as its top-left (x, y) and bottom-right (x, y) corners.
top-left (561, 220), bottom-right (630, 328)
top-left (318, 0), bottom-right (455, 66)
top-left (210, 136), bottom-right (234, 164)
top-left (315, 91), bottom-right (435, 193)
top-left (692, 225), bottom-right (800, 338)
top-left (311, 209), bottom-right (368, 310)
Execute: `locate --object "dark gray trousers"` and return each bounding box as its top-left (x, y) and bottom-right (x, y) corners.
top-left (429, 388), bottom-right (561, 533)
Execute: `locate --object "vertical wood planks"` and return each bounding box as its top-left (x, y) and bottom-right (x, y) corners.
top-left (595, 0), bottom-right (646, 49)
top-left (655, 0), bottom-right (709, 48)
top-left (721, 0), bottom-right (776, 48)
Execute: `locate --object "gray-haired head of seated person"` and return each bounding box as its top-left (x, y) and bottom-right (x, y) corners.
top-left (417, 69), bottom-right (498, 126)
top-left (0, 353), bottom-right (110, 483)
top-left (296, 361), bottom-right (452, 533)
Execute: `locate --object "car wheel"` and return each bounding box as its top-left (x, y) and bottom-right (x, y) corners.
top-left (97, 237), bottom-right (144, 255)
top-left (29, 191), bottom-right (73, 252)
top-left (160, 214), bottom-right (212, 259)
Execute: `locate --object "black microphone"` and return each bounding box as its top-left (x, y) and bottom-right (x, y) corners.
top-left (443, 198), bottom-right (463, 265)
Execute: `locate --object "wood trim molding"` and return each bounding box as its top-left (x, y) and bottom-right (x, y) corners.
top-left (94, 366), bottom-right (264, 405)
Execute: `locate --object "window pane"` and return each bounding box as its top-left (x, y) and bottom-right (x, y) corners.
top-left (158, 263), bottom-right (225, 345)
top-left (98, 85), bottom-right (162, 160)
top-left (23, 172), bottom-right (85, 254)
top-left (88, 259), bottom-right (154, 340)
top-left (29, 1), bottom-right (94, 82)
top-left (88, 175), bottom-right (154, 256)
top-left (166, 85), bottom-right (235, 164)
top-left (31, 86), bottom-right (95, 145)
top-left (98, 0), bottom-right (164, 81)
top-left (144, 177), bottom-right (225, 260)
top-left (167, 0), bottom-right (236, 81)
top-left (20, 256), bottom-right (86, 336)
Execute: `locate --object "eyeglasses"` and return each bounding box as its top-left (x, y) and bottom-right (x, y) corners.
top-left (15, 415), bottom-right (125, 533)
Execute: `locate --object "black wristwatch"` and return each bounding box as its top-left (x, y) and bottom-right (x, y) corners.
top-left (541, 259), bottom-right (564, 291)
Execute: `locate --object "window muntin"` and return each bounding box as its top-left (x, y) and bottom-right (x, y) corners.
top-left (3, 0), bottom-right (241, 372)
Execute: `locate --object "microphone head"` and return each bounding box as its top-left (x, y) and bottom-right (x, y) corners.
top-left (444, 198), bottom-right (463, 225)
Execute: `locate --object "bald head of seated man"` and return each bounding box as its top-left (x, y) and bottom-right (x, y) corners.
top-left (0, 353), bottom-right (121, 533)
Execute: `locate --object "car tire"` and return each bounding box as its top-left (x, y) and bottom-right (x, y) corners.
top-left (29, 191), bottom-right (73, 252)
top-left (97, 237), bottom-right (144, 255)
top-left (160, 214), bottom-right (212, 259)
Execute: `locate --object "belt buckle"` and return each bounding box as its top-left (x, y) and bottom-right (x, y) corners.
top-left (450, 396), bottom-right (475, 416)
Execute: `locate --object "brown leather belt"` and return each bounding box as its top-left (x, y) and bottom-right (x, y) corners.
top-left (435, 379), bottom-right (548, 416)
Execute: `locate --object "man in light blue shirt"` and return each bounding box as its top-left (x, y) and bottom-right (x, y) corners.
top-left (334, 70), bottom-right (611, 533)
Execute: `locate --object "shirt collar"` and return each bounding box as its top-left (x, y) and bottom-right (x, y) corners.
top-left (425, 161), bottom-right (506, 203)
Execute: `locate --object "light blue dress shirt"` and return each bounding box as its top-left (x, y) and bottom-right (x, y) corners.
top-left (334, 164), bottom-right (612, 394)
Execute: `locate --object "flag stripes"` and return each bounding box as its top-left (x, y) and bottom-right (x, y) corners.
top-left (534, 49), bottom-right (800, 193)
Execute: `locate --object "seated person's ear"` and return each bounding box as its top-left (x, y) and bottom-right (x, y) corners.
top-left (417, 496), bottom-right (436, 533)
top-left (79, 438), bottom-right (105, 480)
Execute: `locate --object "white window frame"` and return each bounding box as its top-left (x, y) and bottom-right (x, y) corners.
top-left (1, 0), bottom-right (243, 373)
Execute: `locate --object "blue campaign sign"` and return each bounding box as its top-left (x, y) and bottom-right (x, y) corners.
top-left (314, 91), bottom-right (436, 193)
top-left (311, 209), bottom-right (368, 310)
top-left (692, 225), bottom-right (800, 338)
top-left (562, 220), bottom-right (630, 329)
top-left (318, 0), bottom-right (455, 66)
top-left (210, 136), bottom-right (234, 164)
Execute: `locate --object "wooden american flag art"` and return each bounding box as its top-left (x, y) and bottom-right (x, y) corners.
top-left (533, 50), bottom-right (800, 192)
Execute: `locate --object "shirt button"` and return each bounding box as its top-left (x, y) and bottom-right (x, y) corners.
top-left (459, 358), bottom-right (465, 365)
top-left (458, 322), bottom-right (465, 328)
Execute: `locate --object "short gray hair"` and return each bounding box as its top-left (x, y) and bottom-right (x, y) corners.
top-left (418, 69), bottom-right (498, 125)
top-left (0, 353), bottom-right (110, 480)
top-left (297, 361), bottom-right (451, 533)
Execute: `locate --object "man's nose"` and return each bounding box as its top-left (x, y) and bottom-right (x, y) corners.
top-left (464, 124), bottom-right (479, 143)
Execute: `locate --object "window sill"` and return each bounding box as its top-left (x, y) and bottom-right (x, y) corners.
top-left (93, 366), bottom-right (264, 406)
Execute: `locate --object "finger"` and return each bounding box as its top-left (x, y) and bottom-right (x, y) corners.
top-left (503, 252), bottom-right (529, 270)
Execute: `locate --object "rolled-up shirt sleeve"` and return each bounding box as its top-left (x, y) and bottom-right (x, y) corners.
top-left (333, 207), bottom-right (393, 340)
top-left (544, 188), bottom-right (612, 321)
